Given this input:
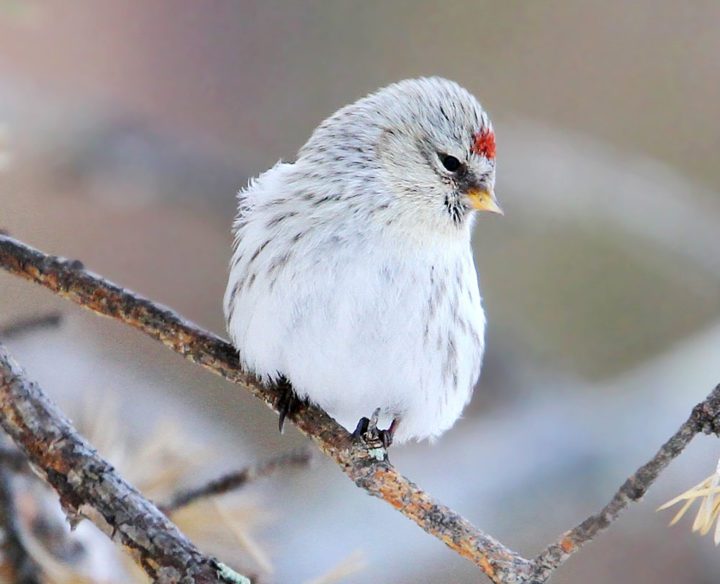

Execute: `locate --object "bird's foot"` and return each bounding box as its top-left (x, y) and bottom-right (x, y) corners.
top-left (352, 409), bottom-right (398, 449)
top-left (276, 376), bottom-right (300, 433)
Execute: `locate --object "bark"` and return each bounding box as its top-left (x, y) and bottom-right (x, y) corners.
top-left (0, 342), bottom-right (250, 584)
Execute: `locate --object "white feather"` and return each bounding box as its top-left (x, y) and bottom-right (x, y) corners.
top-left (224, 78), bottom-right (493, 443)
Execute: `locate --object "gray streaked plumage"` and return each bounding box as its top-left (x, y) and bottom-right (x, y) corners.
top-left (224, 77), bottom-right (500, 443)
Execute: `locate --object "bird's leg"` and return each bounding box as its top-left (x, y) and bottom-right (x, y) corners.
top-left (385, 417), bottom-right (400, 446)
top-left (352, 416), bottom-right (370, 437)
top-left (352, 409), bottom-right (400, 448)
top-left (275, 375), bottom-right (298, 433)
top-left (377, 417), bottom-right (400, 448)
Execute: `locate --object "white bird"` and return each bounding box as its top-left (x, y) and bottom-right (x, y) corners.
top-left (224, 77), bottom-right (501, 445)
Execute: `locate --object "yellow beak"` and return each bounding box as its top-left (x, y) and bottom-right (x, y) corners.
top-left (466, 188), bottom-right (503, 215)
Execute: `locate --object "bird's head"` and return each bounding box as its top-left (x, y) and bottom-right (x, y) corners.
top-left (299, 77), bottom-right (501, 236)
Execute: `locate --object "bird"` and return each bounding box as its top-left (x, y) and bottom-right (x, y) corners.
top-left (223, 77), bottom-right (501, 445)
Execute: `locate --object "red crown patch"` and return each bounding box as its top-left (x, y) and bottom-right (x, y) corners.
top-left (471, 128), bottom-right (496, 160)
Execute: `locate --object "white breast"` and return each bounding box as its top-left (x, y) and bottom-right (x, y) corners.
top-left (224, 164), bottom-right (486, 443)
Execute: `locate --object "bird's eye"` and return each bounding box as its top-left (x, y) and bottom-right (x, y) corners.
top-left (441, 155), bottom-right (461, 172)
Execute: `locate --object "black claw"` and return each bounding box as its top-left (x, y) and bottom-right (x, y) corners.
top-left (353, 416), bottom-right (371, 439)
top-left (352, 409), bottom-right (397, 449)
top-left (378, 429), bottom-right (393, 448)
top-left (276, 376), bottom-right (297, 434)
top-left (278, 404), bottom-right (291, 433)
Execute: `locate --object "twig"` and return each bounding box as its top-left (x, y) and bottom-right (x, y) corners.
top-left (530, 384), bottom-right (720, 580)
top-left (0, 313), bottom-right (62, 339)
top-left (1, 234), bottom-right (719, 583)
top-left (0, 341), bottom-right (251, 584)
top-left (0, 466), bottom-right (43, 584)
top-left (163, 447), bottom-right (316, 514)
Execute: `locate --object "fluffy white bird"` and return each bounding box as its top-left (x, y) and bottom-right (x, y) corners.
top-left (224, 77), bottom-right (501, 445)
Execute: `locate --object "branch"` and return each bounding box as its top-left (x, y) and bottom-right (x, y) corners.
top-left (1, 234), bottom-right (719, 583)
top-left (0, 234), bottom-right (529, 582)
top-left (0, 341), bottom-right (250, 584)
top-left (530, 384), bottom-right (720, 580)
top-left (162, 447), bottom-right (316, 513)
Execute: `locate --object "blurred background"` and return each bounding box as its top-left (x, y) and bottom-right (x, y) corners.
top-left (1, 1), bottom-right (720, 582)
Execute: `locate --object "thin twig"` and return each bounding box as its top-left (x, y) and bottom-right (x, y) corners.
top-left (0, 313), bottom-right (62, 339)
top-left (1, 234), bottom-right (719, 584)
top-left (163, 447), bottom-right (316, 514)
top-left (530, 384), bottom-right (720, 580)
top-left (0, 341), bottom-right (251, 584)
top-left (0, 466), bottom-right (43, 584)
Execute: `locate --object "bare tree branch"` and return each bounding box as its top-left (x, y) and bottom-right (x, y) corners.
top-left (1, 233), bottom-right (719, 583)
top-left (530, 384), bottom-right (720, 581)
top-left (163, 447), bottom-right (316, 514)
top-left (0, 341), bottom-right (250, 584)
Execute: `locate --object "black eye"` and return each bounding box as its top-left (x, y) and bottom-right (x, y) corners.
top-left (441, 155), bottom-right (461, 172)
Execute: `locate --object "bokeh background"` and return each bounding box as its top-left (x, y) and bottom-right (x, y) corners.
top-left (2, 2), bottom-right (720, 582)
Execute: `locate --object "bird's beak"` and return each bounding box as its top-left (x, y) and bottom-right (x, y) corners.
top-left (465, 187), bottom-right (503, 215)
